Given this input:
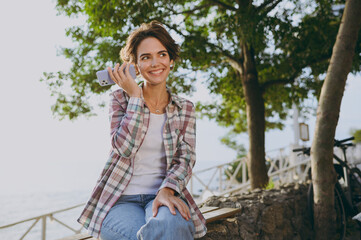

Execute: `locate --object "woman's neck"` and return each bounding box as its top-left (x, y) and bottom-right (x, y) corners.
top-left (142, 82), bottom-right (168, 104)
top-left (142, 82), bottom-right (169, 114)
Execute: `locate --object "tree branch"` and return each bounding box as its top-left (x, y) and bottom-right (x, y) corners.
top-left (209, 0), bottom-right (238, 11)
top-left (164, 3), bottom-right (213, 15)
top-left (159, 21), bottom-right (187, 37)
top-left (256, 0), bottom-right (275, 12)
top-left (299, 54), bottom-right (330, 70)
top-left (264, 0), bottom-right (283, 15)
top-left (205, 41), bottom-right (244, 73)
top-left (260, 51), bottom-right (331, 92)
top-left (163, 1), bottom-right (236, 16)
top-left (256, 0), bottom-right (283, 15)
top-left (261, 77), bottom-right (296, 91)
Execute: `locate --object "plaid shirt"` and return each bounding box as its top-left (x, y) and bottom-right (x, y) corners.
top-left (77, 86), bottom-right (207, 239)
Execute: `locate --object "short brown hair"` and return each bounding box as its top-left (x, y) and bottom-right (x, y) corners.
top-left (120, 21), bottom-right (180, 64)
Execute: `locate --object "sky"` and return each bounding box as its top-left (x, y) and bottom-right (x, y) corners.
top-left (0, 0), bottom-right (360, 195)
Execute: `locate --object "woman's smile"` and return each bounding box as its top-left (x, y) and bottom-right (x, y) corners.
top-left (149, 68), bottom-right (165, 75)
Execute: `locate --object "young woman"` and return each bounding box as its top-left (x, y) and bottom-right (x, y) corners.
top-left (77, 21), bottom-right (207, 240)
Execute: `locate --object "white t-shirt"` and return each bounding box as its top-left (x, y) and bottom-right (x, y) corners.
top-left (122, 113), bottom-right (167, 195)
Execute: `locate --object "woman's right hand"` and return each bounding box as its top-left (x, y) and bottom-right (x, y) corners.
top-left (152, 188), bottom-right (191, 221)
top-left (108, 63), bottom-right (141, 98)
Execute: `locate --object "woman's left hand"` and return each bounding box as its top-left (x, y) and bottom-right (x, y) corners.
top-left (152, 188), bottom-right (191, 221)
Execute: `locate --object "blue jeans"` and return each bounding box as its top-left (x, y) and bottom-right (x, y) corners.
top-left (100, 194), bottom-right (195, 240)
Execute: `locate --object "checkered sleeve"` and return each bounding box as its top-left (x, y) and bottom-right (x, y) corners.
top-left (109, 91), bottom-right (144, 158)
top-left (159, 102), bottom-right (196, 195)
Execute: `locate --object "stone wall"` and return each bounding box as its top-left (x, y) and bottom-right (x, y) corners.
top-left (199, 183), bottom-right (313, 240)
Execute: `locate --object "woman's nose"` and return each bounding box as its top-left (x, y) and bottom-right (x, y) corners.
top-left (151, 58), bottom-right (158, 67)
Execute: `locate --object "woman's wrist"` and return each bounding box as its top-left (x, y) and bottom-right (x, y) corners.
top-left (159, 187), bottom-right (175, 196)
top-left (128, 88), bottom-right (141, 98)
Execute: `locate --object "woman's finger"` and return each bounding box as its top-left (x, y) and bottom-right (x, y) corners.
top-left (178, 198), bottom-right (191, 220)
top-left (173, 199), bottom-right (190, 220)
top-left (107, 67), bottom-right (118, 85)
top-left (124, 63), bottom-right (135, 80)
top-left (165, 200), bottom-right (177, 215)
top-left (117, 62), bottom-right (127, 81)
top-left (152, 199), bottom-right (161, 217)
top-left (112, 63), bottom-right (123, 86)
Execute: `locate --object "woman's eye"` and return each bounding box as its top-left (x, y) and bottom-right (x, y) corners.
top-left (142, 56), bottom-right (149, 60)
top-left (160, 53), bottom-right (167, 57)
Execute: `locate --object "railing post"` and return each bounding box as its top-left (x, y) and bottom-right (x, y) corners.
top-left (280, 149), bottom-right (284, 182)
top-left (219, 166), bottom-right (223, 192)
top-left (41, 216), bottom-right (46, 240)
top-left (242, 160), bottom-right (247, 184)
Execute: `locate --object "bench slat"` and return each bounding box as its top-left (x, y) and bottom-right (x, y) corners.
top-left (202, 207), bottom-right (241, 223)
top-left (58, 233), bottom-right (95, 240)
top-left (199, 206), bottom-right (219, 214)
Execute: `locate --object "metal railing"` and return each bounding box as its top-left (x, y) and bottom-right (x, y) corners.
top-left (190, 146), bottom-right (312, 201)
top-left (0, 203), bottom-right (85, 240)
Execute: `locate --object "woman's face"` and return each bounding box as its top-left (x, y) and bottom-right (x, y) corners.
top-left (136, 37), bottom-right (173, 86)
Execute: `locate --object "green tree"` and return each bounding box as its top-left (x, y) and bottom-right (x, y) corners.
top-left (351, 129), bottom-right (361, 143)
top-left (311, 0), bottom-right (361, 238)
top-left (43, 0), bottom-right (361, 188)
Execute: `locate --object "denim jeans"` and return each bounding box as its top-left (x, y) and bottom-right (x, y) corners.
top-left (100, 194), bottom-right (195, 240)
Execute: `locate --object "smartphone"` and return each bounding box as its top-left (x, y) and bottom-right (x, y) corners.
top-left (96, 64), bottom-right (137, 86)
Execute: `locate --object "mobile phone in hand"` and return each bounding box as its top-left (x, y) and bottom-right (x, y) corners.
top-left (96, 64), bottom-right (137, 86)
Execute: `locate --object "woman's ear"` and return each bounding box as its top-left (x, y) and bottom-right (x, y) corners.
top-left (134, 63), bottom-right (140, 75)
top-left (170, 59), bottom-right (174, 70)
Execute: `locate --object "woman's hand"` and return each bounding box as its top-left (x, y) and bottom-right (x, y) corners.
top-left (152, 188), bottom-right (191, 221)
top-left (108, 63), bottom-right (141, 98)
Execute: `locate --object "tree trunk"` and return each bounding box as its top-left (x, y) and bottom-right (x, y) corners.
top-left (241, 42), bottom-right (269, 189)
top-left (311, 0), bottom-right (361, 239)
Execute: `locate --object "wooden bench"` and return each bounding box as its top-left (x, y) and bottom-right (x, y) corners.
top-left (59, 206), bottom-right (241, 240)
top-left (199, 206), bottom-right (241, 223)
